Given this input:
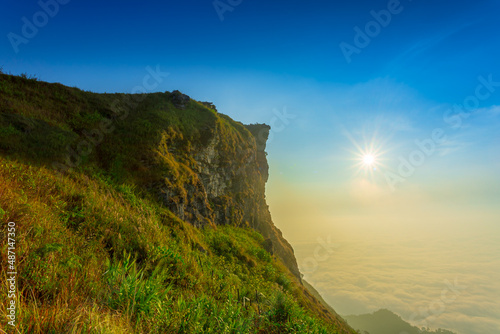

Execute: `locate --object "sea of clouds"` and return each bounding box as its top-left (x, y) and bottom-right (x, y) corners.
top-left (294, 232), bottom-right (500, 334)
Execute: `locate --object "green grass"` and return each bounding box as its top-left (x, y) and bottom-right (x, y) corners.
top-left (0, 73), bottom-right (356, 333)
top-left (0, 157), bottom-right (350, 333)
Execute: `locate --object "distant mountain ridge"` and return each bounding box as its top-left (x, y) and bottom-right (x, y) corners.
top-left (345, 309), bottom-right (457, 334)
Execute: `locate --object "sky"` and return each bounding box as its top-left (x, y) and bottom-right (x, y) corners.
top-left (2, 1), bottom-right (500, 333)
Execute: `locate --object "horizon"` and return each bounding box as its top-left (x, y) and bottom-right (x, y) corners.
top-left (2, 0), bottom-right (500, 333)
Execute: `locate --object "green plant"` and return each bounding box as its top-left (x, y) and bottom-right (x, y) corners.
top-left (0, 73), bottom-right (356, 334)
top-left (104, 252), bottom-right (172, 323)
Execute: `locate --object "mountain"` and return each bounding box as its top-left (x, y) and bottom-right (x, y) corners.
top-left (345, 309), bottom-right (457, 334)
top-left (0, 73), bottom-right (355, 333)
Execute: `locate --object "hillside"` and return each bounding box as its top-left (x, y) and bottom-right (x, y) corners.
top-left (0, 73), bottom-right (356, 333)
top-left (345, 309), bottom-right (457, 334)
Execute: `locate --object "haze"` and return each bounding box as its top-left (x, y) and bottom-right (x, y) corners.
top-left (2, 0), bottom-right (499, 333)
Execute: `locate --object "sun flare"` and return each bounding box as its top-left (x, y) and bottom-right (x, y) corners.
top-left (363, 154), bottom-right (375, 166)
top-left (344, 129), bottom-right (390, 178)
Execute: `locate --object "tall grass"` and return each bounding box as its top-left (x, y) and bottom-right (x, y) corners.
top-left (0, 157), bottom-right (351, 333)
top-left (0, 73), bottom-right (355, 333)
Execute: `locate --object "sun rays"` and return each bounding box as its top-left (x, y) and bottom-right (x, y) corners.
top-left (342, 128), bottom-right (391, 181)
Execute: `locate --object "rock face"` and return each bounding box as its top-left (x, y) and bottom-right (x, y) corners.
top-left (200, 101), bottom-right (217, 111)
top-left (154, 100), bottom-right (301, 280)
top-left (170, 90), bottom-right (191, 109)
top-left (0, 75), bottom-right (302, 282)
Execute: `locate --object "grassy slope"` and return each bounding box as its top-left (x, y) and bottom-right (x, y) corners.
top-left (0, 74), bottom-right (356, 333)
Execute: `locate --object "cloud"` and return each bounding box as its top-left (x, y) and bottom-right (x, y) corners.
top-left (476, 105), bottom-right (500, 117)
top-left (349, 178), bottom-right (386, 203)
top-left (435, 137), bottom-right (474, 157)
top-left (387, 22), bottom-right (478, 72)
top-left (295, 234), bottom-right (500, 334)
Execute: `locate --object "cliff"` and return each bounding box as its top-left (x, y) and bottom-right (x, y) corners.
top-left (133, 90), bottom-right (301, 280)
top-left (0, 73), bottom-right (354, 333)
top-left (152, 97), bottom-right (301, 279)
top-left (0, 77), bottom-right (300, 280)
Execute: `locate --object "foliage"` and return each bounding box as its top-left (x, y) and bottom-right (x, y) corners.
top-left (0, 73), bottom-right (356, 333)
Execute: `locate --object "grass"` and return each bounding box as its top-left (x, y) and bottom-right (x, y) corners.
top-left (0, 73), bottom-right (356, 333)
top-left (0, 157), bottom-right (350, 333)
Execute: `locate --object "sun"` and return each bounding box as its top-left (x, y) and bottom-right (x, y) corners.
top-left (363, 154), bottom-right (375, 166)
top-left (343, 128), bottom-right (391, 178)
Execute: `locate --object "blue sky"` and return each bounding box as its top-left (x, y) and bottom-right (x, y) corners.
top-left (2, 0), bottom-right (500, 102)
top-left (2, 1), bottom-right (500, 332)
